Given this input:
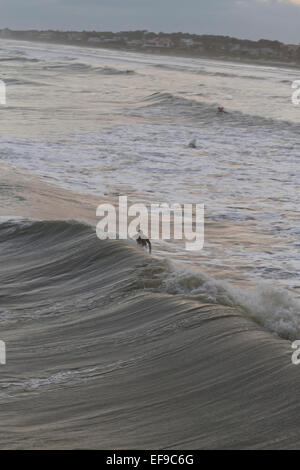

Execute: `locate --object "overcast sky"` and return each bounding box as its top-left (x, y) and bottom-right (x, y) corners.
top-left (0, 0), bottom-right (299, 44)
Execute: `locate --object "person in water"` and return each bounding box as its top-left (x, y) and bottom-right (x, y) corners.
top-left (188, 138), bottom-right (197, 148)
top-left (135, 229), bottom-right (152, 254)
top-left (217, 106), bottom-right (228, 114)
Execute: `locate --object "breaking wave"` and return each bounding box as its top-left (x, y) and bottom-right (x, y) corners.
top-left (42, 61), bottom-right (136, 75)
top-left (0, 218), bottom-right (300, 449)
top-left (140, 91), bottom-right (300, 130)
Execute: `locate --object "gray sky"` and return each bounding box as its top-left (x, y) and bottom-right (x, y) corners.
top-left (0, 0), bottom-right (299, 44)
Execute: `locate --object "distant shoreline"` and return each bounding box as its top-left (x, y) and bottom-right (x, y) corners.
top-left (3, 36), bottom-right (300, 71)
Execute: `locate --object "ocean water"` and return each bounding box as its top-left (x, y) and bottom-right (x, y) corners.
top-left (0, 39), bottom-right (300, 449)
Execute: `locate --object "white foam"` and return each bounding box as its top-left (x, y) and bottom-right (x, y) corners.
top-left (150, 260), bottom-right (300, 340)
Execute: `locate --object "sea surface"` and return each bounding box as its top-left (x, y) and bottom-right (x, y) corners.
top-left (0, 39), bottom-right (300, 449)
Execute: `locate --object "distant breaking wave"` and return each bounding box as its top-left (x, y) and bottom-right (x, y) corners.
top-left (140, 91), bottom-right (300, 129)
top-left (0, 56), bottom-right (40, 63)
top-left (153, 63), bottom-right (269, 81)
top-left (42, 61), bottom-right (136, 75)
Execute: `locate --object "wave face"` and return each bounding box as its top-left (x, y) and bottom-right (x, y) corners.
top-left (140, 91), bottom-right (300, 130)
top-left (0, 219), bottom-right (300, 449)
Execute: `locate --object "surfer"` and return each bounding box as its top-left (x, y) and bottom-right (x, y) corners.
top-left (188, 138), bottom-right (197, 148)
top-left (217, 106), bottom-right (228, 114)
top-left (135, 229), bottom-right (152, 254)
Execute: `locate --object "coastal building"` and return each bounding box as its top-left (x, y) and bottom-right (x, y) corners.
top-left (286, 44), bottom-right (300, 58)
top-left (259, 47), bottom-right (277, 57)
top-left (180, 38), bottom-right (194, 47)
top-left (127, 39), bottom-right (144, 46)
top-left (229, 44), bottom-right (241, 52)
top-left (240, 47), bottom-right (260, 57)
top-left (87, 37), bottom-right (101, 43)
top-left (98, 37), bottom-right (120, 43)
top-left (145, 37), bottom-right (174, 48)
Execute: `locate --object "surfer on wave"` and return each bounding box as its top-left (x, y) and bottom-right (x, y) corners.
top-left (135, 229), bottom-right (152, 254)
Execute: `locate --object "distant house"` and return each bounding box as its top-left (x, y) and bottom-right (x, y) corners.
top-left (240, 47), bottom-right (260, 57)
top-left (180, 38), bottom-right (194, 47)
top-left (229, 44), bottom-right (241, 53)
top-left (286, 44), bottom-right (300, 58)
top-left (247, 49), bottom-right (260, 57)
top-left (259, 47), bottom-right (276, 57)
top-left (98, 37), bottom-right (120, 43)
top-left (127, 39), bottom-right (143, 46)
top-left (287, 44), bottom-right (300, 52)
top-left (145, 37), bottom-right (174, 48)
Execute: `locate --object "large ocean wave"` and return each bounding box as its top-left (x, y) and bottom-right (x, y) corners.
top-left (0, 218), bottom-right (299, 449)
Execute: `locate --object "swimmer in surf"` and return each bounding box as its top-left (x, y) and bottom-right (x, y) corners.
top-left (188, 138), bottom-right (197, 148)
top-left (217, 106), bottom-right (228, 114)
top-left (135, 229), bottom-right (152, 254)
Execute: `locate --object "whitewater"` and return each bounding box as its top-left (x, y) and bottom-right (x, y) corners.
top-left (0, 38), bottom-right (300, 449)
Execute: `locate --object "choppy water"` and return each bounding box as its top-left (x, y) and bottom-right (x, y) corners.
top-left (0, 39), bottom-right (299, 291)
top-left (0, 39), bottom-right (300, 449)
